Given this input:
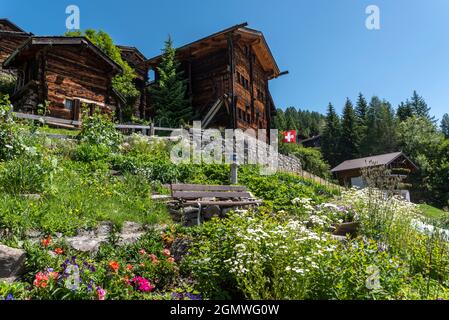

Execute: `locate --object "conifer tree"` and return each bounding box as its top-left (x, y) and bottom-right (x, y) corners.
top-left (409, 90), bottom-right (433, 121)
top-left (321, 103), bottom-right (341, 167)
top-left (355, 93), bottom-right (369, 156)
top-left (339, 98), bottom-right (360, 160)
top-left (442, 113), bottom-right (449, 138)
top-left (149, 36), bottom-right (192, 127)
top-left (396, 101), bottom-right (414, 122)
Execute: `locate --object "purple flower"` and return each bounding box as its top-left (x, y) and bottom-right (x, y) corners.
top-left (5, 294), bottom-right (14, 300)
top-left (185, 292), bottom-right (202, 300)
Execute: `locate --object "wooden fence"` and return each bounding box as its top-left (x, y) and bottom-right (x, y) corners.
top-left (12, 112), bottom-right (178, 136)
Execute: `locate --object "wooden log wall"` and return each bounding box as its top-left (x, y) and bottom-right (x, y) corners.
top-left (183, 48), bottom-right (230, 127)
top-left (234, 43), bottom-right (269, 131)
top-left (44, 46), bottom-right (117, 119)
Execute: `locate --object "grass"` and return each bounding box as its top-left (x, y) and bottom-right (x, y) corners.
top-left (38, 126), bottom-right (80, 137)
top-left (0, 160), bottom-right (170, 236)
top-left (419, 204), bottom-right (448, 219)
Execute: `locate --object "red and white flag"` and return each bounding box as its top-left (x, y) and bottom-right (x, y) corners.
top-left (282, 130), bottom-right (296, 143)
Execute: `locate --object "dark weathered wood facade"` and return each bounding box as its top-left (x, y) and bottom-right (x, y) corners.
top-left (146, 23), bottom-right (283, 131)
top-left (118, 45), bottom-right (149, 119)
top-left (0, 19), bottom-right (32, 76)
top-left (3, 37), bottom-right (124, 120)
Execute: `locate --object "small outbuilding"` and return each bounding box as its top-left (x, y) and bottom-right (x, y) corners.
top-left (331, 152), bottom-right (418, 200)
top-left (3, 36), bottom-right (125, 120)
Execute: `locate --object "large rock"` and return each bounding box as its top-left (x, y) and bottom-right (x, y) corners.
top-left (118, 222), bottom-right (145, 246)
top-left (66, 236), bottom-right (106, 254)
top-left (0, 244), bottom-right (26, 279)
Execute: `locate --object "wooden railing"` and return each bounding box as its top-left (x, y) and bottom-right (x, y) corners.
top-left (12, 112), bottom-right (179, 136)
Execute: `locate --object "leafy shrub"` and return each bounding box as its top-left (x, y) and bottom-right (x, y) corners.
top-left (0, 95), bottom-right (25, 160)
top-left (0, 151), bottom-right (58, 195)
top-left (0, 73), bottom-right (16, 96)
top-left (74, 142), bottom-right (112, 163)
top-left (79, 111), bottom-right (123, 149)
top-left (280, 142), bottom-right (330, 178)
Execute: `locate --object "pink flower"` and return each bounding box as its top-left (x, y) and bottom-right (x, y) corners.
top-left (131, 276), bottom-right (155, 293)
top-left (139, 249), bottom-right (146, 255)
top-left (162, 249), bottom-right (171, 257)
top-left (149, 254), bottom-right (159, 265)
top-left (167, 257), bottom-right (175, 264)
top-left (96, 287), bottom-right (107, 300)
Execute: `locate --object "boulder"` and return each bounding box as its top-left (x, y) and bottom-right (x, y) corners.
top-left (121, 221), bottom-right (144, 234)
top-left (96, 222), bottom-right (113, 237)
top-left (0, 244), bottom-right (26, 279)
top-left (66, 236), bottom-right (106, 254)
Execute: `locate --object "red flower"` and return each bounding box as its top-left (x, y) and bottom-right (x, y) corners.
top-left (162, 249), bottom-right (171, 257)
top-left (149, 254), bottom-right (159, 265)
top-left (41, 236), bottom-right (52, 248)
top-left (126, 264), bottom-right (134, 271)
top-left (108, 261), bottom-right (120, 272)
top-left (54, 248), bottom-right (64, 255)
top-left (33, 272), bottom-right (49, 288)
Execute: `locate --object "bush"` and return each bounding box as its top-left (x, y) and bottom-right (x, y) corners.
top-left (184, 210), bottom-right (423, 300)
top-left (0, 95), bottom-right (25, 160)
top-left (79, 111), bottom-right (123, 150)
top-left (280, 143), bottom-right (330, 178)
top-left (0, 73), bottom-right (16, 96)
top-left (0, 151), bottom-right (58, 195)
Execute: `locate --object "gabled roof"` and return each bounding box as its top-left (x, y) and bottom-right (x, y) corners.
top-left (3, 36), bottom-right (122, 73)
top-left (0, 18), bottom-right (27, 33)
top-left (117, 45), bottom-right (146, 61)
top-left (146, 22), bottom-right (281, 79)
top-left (331, 152), bottom-right (418, 173)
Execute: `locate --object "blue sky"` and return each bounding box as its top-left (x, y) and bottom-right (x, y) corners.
top-left (2, 0), bottom-right (448, 120)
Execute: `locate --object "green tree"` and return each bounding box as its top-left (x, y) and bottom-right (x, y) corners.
top-left (397, 116), bottom-right (446, 206)
top-left (65, 29), bottom-right (139, 121)
top-left (149, 37), bottom-right (192, 127)
top-left (321, 103), bottom-right (341, 167)
top-left (397, 101), bottom-right (413, 122)
top-left (361, 96), bottom-right (397, 156)
top-left (408, 90), bottom-right (433, 121)
top-left (339, 98), bottom-right (360, 160)
top-left (272, 109), bottom-right (287, 131)
top-left (441, 113), bottom-right (449, 138)
top-left (355, 93), bottom-right (369, 156)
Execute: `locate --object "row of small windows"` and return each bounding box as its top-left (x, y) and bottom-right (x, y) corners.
top-left (237, 107), bottom-right (264, 124)
top-left (236, 71), bottom-right (250, 90)
top-left (236, 72), bottom-right (266, 102)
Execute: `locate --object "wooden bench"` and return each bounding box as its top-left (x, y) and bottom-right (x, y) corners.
top-left (169, 184), bottom-right (262, 226)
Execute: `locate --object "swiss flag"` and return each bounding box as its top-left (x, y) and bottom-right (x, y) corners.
top-left (282, 130), bottom-right (297, 143)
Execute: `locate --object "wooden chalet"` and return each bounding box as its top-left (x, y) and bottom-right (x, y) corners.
top-left (0, 19), bottom-right (32, 76)
top-left (146, 23), bottom-right (287, 132)
top-left (331, 152), bottom-right (418, 194)
top-left (3, 36), bottom-right (125, 121)
top-left (117, 45), bottom-right (149, 119)
top-left (300, 134), bottom-right (322, 148)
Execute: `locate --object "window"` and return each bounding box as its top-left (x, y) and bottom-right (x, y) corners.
top-left (64, 99), bottom-right (74, 111)
top-left (236, 71), bottom-right (250, 91)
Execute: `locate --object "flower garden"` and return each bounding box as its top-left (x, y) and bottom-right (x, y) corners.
top-left (1, 96), bottom-right (449, 300)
